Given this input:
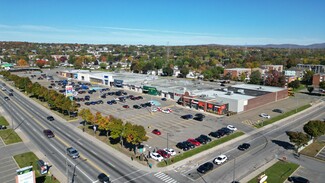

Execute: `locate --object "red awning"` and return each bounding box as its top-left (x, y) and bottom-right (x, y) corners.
top-left (198, 102), bottom-right (205, 106)
top-left (208, 104), bottom-right (213, 108)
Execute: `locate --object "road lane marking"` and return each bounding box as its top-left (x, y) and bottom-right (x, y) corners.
top-left (110, 169), bottom-right (141, 182)
top-left (122, 172), bottom-right (151, 183)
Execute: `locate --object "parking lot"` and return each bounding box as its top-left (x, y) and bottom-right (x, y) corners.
top-left (17, 70), bottom-right (322, 159)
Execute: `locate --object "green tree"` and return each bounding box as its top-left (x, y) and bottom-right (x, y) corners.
top-left (108, 116), bottom-right (125, 146)
top-left (239, 72), bottom-right (246, 81)
top-left (286, 131), bottom-right (309, 152)
top-left (180, 67), bottom-right (189, 78)
top-left (301, 70), bottom-right (314, 85)
top-left (99, 63), bottom-right (107, 69)
top-left (319, 81), bottom-right (325, 89)
top-left (249, 70), bottom-right (262, 84)
top-left (162, 67), bottom-right (173, 76)
top-left (307, 86), bottom-right (314, 93)
top-left (303, 120), bottom-right (325, 140)
top-left (288, 80), bottom-right (300, 89)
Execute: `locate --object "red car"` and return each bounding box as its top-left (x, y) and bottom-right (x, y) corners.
top-left (187, 138), bottom-right (201, 146)
top-left (123, 105), bottom-right (129, 108)
top-left (157, 149), bottom-right (171, 158)
top-left (152, 129), bottom-right (161, 135)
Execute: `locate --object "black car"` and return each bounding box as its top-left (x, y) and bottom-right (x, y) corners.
top-left (43, 129), bottom-right (55, 138)
top-left (85, 102), bottom-right (90, 105)
top-left (238, 143), bottom-right (251, 151)
top-left (272, 108), bottom-right (284, 113)
top-left (140, 103), bottom-right (147, 108)
top-left (47, 116), bottom-right (54, 121)
top-left (195, 137), bottom-right (207, 144)
top-left (176, 142), bottom-right (189, 151)
top-left (219, 127), bottom-right (232, 135)
top-left (111, 100), bottom-right (117, 104)
top-left (9, 89), bottom-right (13, 92)
top-left (181, 114), bottom-right (193, 120)
top-left (161, 97), bottom-right (167, 101)
top-left (85, 95), bottom-right (90, 101)
top-left (133, 105), bottom-right (141, 109)
top-left (288, 176), bottom-right (310, 183)
top-left (96, 100), bottom-right (104, 104)
top-left (4, 96), bottom-right (10, 101)
top-left (184, 141), bottom-right (195, 149)
top-left (197, 162), bottom-right (213, 174)
top-left (208, 131), bottom-right (221, 138)
top-left (198, 135), bottom-right (211, 142)
top-left (193, 116), bottom-right (204, 121)
top-left (101, 94), bottom-right (106, 98)
top-left (98, 173), bottom-right (110, 183)
top-left (195, 113), bottom-right (205, 118)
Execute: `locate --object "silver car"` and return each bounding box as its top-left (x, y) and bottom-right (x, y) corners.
top-left (67, 147), bottom-right (79, 159)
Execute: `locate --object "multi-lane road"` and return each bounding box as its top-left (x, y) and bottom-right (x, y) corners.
top-left (0, 82), bottom-right (166, 183)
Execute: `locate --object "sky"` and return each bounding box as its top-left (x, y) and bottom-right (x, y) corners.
top-left (0, 0), bottom-right (324, 45)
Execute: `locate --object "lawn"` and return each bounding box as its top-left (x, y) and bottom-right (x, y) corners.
top-left (254, 104), bottom-right (311, 128)
top-left (157, 131), bottom-right (244, 167)
top-left (300, 141), bottom-right (325, 157)
top-left (248, 160), bottom-right (299, 183)
top-left (14, 152), bottom-right (60, 183)
top-left (0, 129), bottom-right (22, 145)
top-left (0, 116), bottom-right (9, 126)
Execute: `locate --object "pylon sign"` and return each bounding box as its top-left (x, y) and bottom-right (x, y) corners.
top-left (15, 166), bottom-right (36, 183)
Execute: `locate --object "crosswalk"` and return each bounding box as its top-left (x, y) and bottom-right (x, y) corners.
top-left (154, 172), bottom-right (178, 183)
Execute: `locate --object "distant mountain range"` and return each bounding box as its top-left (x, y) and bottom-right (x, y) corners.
top-left (247, 43), bottom-right (325, 49)
top-left (206, 43), bottom-right (325, 49)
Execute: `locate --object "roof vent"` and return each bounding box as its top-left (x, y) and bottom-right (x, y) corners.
top-left (226, 91), bottom-right (234, 95)
top-left (237, 89), bottom-right (245, 94)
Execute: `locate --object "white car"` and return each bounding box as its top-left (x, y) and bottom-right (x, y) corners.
top-left (227, 125), bottom-right (237, 131)
top-left (150, 152), bottom-right (163, 162)
top-left (164, 148), bottom-right (176, 156)
top-left (260, 113), bottom-right (271, 119)
top-left (161, 109), bottom-right (171, 114)
top-left (213, 155), bottom-right (228, 165)
top-left (151, 108), bottom-right (158, 112)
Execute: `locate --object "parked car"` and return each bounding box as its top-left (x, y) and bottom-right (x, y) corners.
top-left (47, 116), bottom-right (54, 121)
top-left (133, 105), bottom-right (141, 109)
top-left (227, 125), bottom-right (237, 131)
top-left (107, 101), bottom-right (112, 105)
top-left (260, 113), bottom-right (271, 119)
top-left (193, 116), bottom-right (204, 121)
top-left (161, 109), bottom-right (171, 114)
top-left (66, 147), bottom-right (79, 159)
top-left (96, 100), bottom-right (104, 104)
top-left (288, 176), bottom-right (310, 183)
top-left (181, 114), bottom-right (193, 120)
top-left (111, 100), bottom-right (117, 104)
top-left (238, 143), bottom-right (251, 151)
top-left (197, 162), bottom-right (214, 174)
top-left (150, 152), bottom-right (163, 162)
top-left (98, 173), bottom-right (110, 183)
top-left (157, 149), bottom-right (171, 158)
top-left (273, 108), bottom-right (284, 113)
top-left (198, 134), bottom-right (211, 142)
top-left (161, 98), bottom-right (167, 101)
top-left (208, 131), bottom-right (221, 138)
top-left (151, 108), bottom-right (158, 112)
top-left (219, 128), bottom-right (232, 135)
top-left (43, 129), bottom-right (55, 138)
top-left (163, 148), bottom-right (176, 156)
top-left (195, 136), bottom-right (208, 144)
top-left (152, 129), bottom-right (161, 135)
top-left (184, 141), bottom-right (195, 149)
top-left (213, 154), bottom-right (228, 165)
top-left (187, 138), bottom-right (201, 146)
top-left (122, 105), bottom-right (129, 108)
top-left (195, 113), bottom-right (205, 118)
top-left (176, 142), bottom-right (189, 151)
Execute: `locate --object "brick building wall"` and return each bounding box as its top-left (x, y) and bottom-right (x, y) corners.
top-left (244, 92), bottom-right (276, 111)
top-left (312, 74), bottom-right (325, 87)
top-left (276, 89), bottom-right (288, 100)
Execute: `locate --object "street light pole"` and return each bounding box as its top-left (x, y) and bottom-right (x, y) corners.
top-left (233, 157), bottom-right (236, 182)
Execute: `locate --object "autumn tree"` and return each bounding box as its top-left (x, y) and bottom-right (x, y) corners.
top-left (35, 59), bottom-right (46, 68)
top-left (17, 59), bottom-right (29, 67)
top-left (264, 70), bottom-right (286, 87)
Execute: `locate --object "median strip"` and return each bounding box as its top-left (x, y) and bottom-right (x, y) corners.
top-left (157, 131), bottom-right (244, 167)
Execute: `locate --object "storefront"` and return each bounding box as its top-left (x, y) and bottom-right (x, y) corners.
top-left (114, 79), bottom-right (123, 87)
top-left (206, 103), bottom-right (228, 115)
top-left (143, 86), bottom-right (158, 95)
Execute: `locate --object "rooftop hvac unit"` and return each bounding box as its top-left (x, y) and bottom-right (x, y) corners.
top-left (223, 88), bottom-right (228, 92)
top-left (237, 89), bottom-right (245, 94)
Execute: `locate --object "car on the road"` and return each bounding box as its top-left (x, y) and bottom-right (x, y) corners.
top-left (9, 89), bottom-right (13, 92)
top-left (150, 152), bottom-right (163, 162)
top-left (176, 142), bottom-right (190, 151)
top-left (98, 173), bottom-right (110, 183)
top-left (43, 129), bottom-right (55, 138)
top-left (197, 162), bottom-right (214, 174)
top-left (163, 148), bottom-right (176, 156)
top-left (227, 125), bottom-right (237, 131)
top-left (213, 154), bottom-right (228, 165)
top-left (133, 105), bottom-right (141, 109)
top-left (238, 143), bottom-right (251, 151)
top-left (47, 116), bottom-right (54, 121)
top-left (181, 114), bottom-right (193, 120)
top-left (208, 131), bottom-right (221, 138)
top-left (288, 176), bottom-right (310, 183)
top-left (4, 96), bottom-right (10, 101)
top-left (152, 129), bottom-right (161, 135)
top-left (187, 138), bottom-right (201, 146)
top-left (66, 147), bottom-right (80, 159)
top-left (161, 97), bottom-right (167, 101)
top-left (260, 113), bottom-right (271, 119)
top-left (122, 105), bottom-right (129, 108)
top-left (156, 149), bottom-right (171, 158)
top-left (272, 108), bottom-right (284, 113)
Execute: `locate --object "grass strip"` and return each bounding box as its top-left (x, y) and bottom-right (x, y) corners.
top-left (254, 104), bottom-right (311, 128)
top-left (300, 141), bottom-right (325, 158)
top-left (0, 129), bottom-right (22, 145)
top-left (0, 116), bottom-right (9, 126)
top-left (14, 152), bottom-right (60, 183)
top-left (248, 160), bottom-right (299, 183)
top-left (157, 131), bottom-right (244, 167)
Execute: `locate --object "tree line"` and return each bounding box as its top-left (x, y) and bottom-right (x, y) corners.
top-left (0, 71), bottom-right (78, 115)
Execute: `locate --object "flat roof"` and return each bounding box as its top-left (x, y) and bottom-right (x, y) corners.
top-left (232, 84), bottom-right (286, 92)
top-left (191, 89), bottom-right (255, 101)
